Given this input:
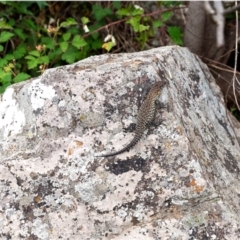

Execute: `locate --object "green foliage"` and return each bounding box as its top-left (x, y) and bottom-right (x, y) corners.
top-left (72, 35), bottom-right (87, 49)
top-left (0, 31), bottom-right (14, 42)
top-left (0, 2), bottom-right (93, 93)
top-left (0, 1), bottom-right (184, 94)
top-left (60, 17), bottom-right (77, 28)
top-left (152, 20), bottom-right (164, 29)
top-left (162, 11), bottom-right (172, 22)
top-left (81, 17), bottom-right (90, 25)
top-left (160, 1), bottom-right (182, 7)
top-left (92, 5), bottom-right (113, 21)
top-left (112, 1), bottom-right (121, 10)
top-left (127, 16), bottom-right (149, 33)
top-left (117, 4), bottom-right (182, 49)
top-left (0, 21), bottom-right (13, 29)
top-left (168, 26), bottom-right (183, 45)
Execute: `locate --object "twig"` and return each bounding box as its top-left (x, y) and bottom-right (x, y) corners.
top-left (82, 6), bottom-right (187, 39)
top-left (223, 4), bottom-right (240, 15)
top-left (204, 1), bottom-right (225, 47)
top-left (213, 2), bottom-right (225, 47)
top-left (232, 1), bottom-right (240, 110)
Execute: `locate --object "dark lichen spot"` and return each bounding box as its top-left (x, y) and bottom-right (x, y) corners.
top-left (106, 157), bottom-right (146, 175)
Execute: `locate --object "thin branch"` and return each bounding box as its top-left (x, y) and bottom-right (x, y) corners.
top-left (204, 1), bottom-right (215, 14)
top-left (213, 1), bottom-right (225, 47)
top-left (201, 55), bottom-right (237, 71)
top-left (208, 63), bottom-right (239, 74)
top-left (232, 1), bottom-right (240, 110)
top-left (82, 6), bottom-right (187, 39)
top-left (204, 1), bottom-right (225, 47)
top-left (211, 68), bottom-right (235, 87)
top-left (223, 4), bottom-right (240, 15)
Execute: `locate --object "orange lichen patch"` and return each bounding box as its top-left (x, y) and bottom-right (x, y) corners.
top-left (169, 205), bottom-right (183, 219)
top-left (165, 141), bottom-right (172, 150)
top-left (74, 140), bottom-right (83, 147)
top-left (68, 147), bottom-right (74, 156)
top-left (79, 115), bottom-right (85, 121)
top-left (34, 195), bottom-right (42, 203)
top-left (176, 126), bottom-right (183, 135)
top-left (161, 203), bottom-right (183, 220)
top-left (156, 188), bottom-right (164, 195)
top-left (189, 179), bottom-right (204, 193)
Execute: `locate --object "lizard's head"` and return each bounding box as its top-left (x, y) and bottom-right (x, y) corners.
top-left (150, 80), bottom-right (166, 97)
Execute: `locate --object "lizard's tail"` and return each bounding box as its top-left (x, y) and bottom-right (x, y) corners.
top-left (95, 133), bottom-right (143, 158)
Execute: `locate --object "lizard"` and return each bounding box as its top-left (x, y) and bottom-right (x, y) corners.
top-left (95, 80), bottom-right (166, 157)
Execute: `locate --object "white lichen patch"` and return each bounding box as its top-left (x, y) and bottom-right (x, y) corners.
top-left (0, 88), bottom-right (25, 138)
top-left (31, 218), bottom-right (49, 239)
top-left (93, 170), bottom-right (143, 211)
top-left (28, 79), bottom-right (56, 111)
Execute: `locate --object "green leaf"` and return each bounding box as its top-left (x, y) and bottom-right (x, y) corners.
top-left (38, 56), bottom-right (49, 64)
top-left (0, 31), bottom-right (14, 43)
top-left (126, 16), bottom-right (141, 32)
top-left (63, 32), bottom-right (71, 41)
top-left (90, 31), bottom-right (99, 40)
top-left (81, 17), bottom-right (90, 25)
top-left (60, 42), bottom-right (69, 52)
top-left (152, 20), bottom-right (163, 28)
top-left (60, 18), bottom-right (77, 28)
top-left (4, 63), bottom-right (14, 72)
top-left (0, 71), bottom-right (12, 84)
top-left (22, 19), bottom-right (36, 31)
top-left (72, 35), bottom-right (87, 49)
top-left (92, 5), bottom-right (113, 21)
top-left (36, 1), bottom-right (49, 10)
top-left (132, 8), bottom-right (144, 16)
top-left (29, 50), bottom-right (40, 57)
top-left (160, 1), bottom-right (181, 7)
top-left (90, 38), bottom-right (102, 50)
top-left (13, 73), bottom-right (31, 83)
top-left (138, 24), bottom-right (149, 32)
top-left (162, 11), bottom-right (172, 22)
top-left (48, 47), bottom-right (62, 61)
top-left (113, 1), bottom-right (121, 10)
top-left (117, 8), bottom-right (131, 17)
top-left (0, 45), bottom-right (3, 52)
top-left (42, 37), bottom-right (55, 49)
top-left (67, 26), bottom-right (79, 35)
top-left (13, 44), bottom-right (26, 59)
top-left (0, 69), bottom-right (5, 77)
top-left (14, 28), bottom-right (26, 40)
top-left (61, 45), bottom-right (80, 63)
top-left (0, 58), bottom-right (8, 67)
top-left (5, 54), bottom-right (14, 60)
top-left (10, 2), bottom-right (34, 15)
top-left (0, 21), bottom-right (13, 29)
top-left (8, 19), bottom-right (15, 27)
top-left (0, 83), bottom-right (11, 94)
top-left (25, 55), bottom-right (36, 60)
top-left (102, 42), bottom-right (115, 52)
top-left (27, 59), bottom-right (38, 69)
top-left (167, 26), bottom-right (183, 45)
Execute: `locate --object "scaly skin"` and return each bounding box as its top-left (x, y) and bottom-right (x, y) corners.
top-left (96, 81), bottom-right (166, 157)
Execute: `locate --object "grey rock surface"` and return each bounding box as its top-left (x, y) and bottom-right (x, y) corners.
top-left (0, 46), bottom-right (240, 239)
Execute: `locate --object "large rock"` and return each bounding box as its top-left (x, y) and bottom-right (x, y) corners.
top-left (0, 46), bottom-right (240, 239)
